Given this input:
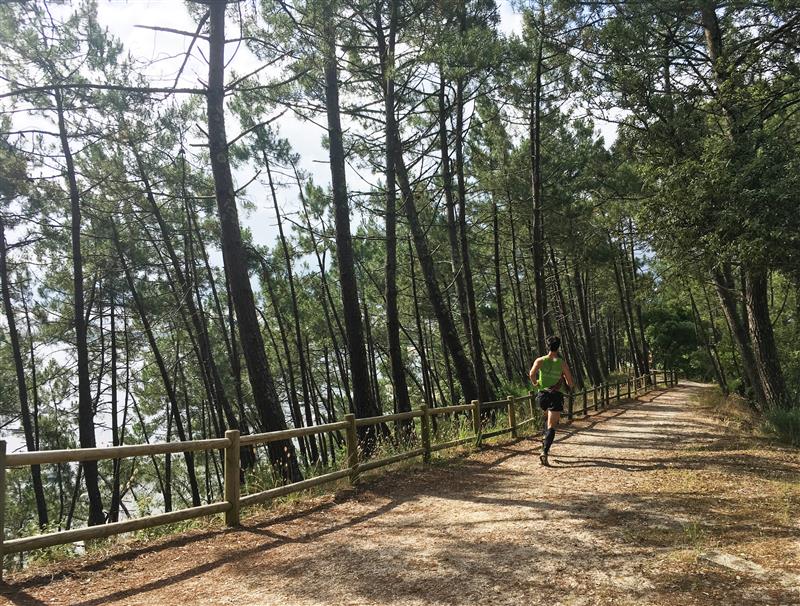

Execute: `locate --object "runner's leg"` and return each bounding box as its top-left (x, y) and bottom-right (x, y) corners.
top-left (543, 410), bottom-right (561, 454)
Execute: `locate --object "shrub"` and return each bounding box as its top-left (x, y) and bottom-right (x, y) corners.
top-left (763, 406), bottom-right (800, 448)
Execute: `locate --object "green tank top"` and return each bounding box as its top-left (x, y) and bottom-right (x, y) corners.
top-left (538, 357), bottom-right (564, 393)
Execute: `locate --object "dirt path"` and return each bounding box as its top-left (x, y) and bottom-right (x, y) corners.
top-left (3, 383), bottom-right (799, 605)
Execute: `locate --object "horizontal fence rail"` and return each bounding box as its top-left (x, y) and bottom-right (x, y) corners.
top-left (0, 369), bottom-right (677, 580)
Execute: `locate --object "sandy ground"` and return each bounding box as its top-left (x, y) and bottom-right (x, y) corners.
top-left (2, 382), bottom-right (799, 605)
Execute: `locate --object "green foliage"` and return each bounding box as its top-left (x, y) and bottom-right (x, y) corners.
top-left (763, 406), bottom-right (800, 448)
top-left (644, 305), bottom-right (697, 375)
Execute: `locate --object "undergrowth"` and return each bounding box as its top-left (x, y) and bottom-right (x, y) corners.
top-left (697, 386), bottom-right (800, 448)
top-left (763, 406), bottom-right (800, 448)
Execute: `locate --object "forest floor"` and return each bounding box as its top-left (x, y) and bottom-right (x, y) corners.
top-left (2, 382), bottom-right (799, 605)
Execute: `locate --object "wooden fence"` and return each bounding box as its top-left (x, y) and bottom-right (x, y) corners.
top-left (0, 369), bottom-right (677, 580)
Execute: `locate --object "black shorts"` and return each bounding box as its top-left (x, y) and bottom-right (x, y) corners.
top-left (536, 390), bottom-right (564, 412)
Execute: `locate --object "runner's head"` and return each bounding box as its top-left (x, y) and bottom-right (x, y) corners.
top-left (546, 335), bottom-right (561, 353)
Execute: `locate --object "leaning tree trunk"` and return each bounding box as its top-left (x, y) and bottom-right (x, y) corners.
top-left (0, 217), bottom-right (48, 528)
top-left (294, 169), bottom-right (354, 413)
top-left (112, 222), bottom-right (202, 505)
top-left (322, 8), bottom-right (382, 435)
top-left (265, 155), bottom-right (319, 463)
top-left (394, 144), bottom-right (478, 403)
top-left (206, 2), bottom-right (301, 481)
top-left (438, 73), bottom-right (472, 344)
top-left (712, 266), bottom-right (765, 405)
top-left (55, 90), bottom-right (103, 526)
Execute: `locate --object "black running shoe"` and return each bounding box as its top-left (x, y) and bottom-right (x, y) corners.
top-left (539, 452), bottom-right (549, 466)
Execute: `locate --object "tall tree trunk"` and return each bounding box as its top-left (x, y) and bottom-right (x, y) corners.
top-left (108, 288), bottom-right (121, 523)
top-left (21, 282), bottom-right (42, 453)
top-left (689, 289), bottom-right (728, 392)
top-left (375, 0), bottom-right (412, 421)
top-left (612, 238), bottom-right (645, 375)
top-left (744, 269), bottom-right (786, 408)
top-left (264, 156), bottom-right (319, 463)
top-left (133, 151), bottom-right (243, 442)
top-left (712, 266), bottom-right (764, 404)
top-left (454, 77), bottom-right (492, 403)
top-left (111, 222), bottom-right (202, 505)
top-left (0, 218), bottom-right (48, 528)
top-left (294, 169), bottom-right (354, 413)
top-left (394, 145), bottom-right (478, 403)
top-left (438, 73), bottom-right (471, 342)
top-left (494, 201), bottom-right (513, 381)
top-left (55, 90), bottom-right (103, 526)
top-left (259, 258), bottom-right (309, 465)
top-left (408, 237), bottom-right (435, 409)
top-left (322, 9), bottom-right (381, 434)
top-left (185, 190), bottom-right (252, 440)
top-left (627, 224), bottom-right (650, 376)
top-left (701, 2), bottom-right (786, 407)
top-left (529, 11), bottom-right (547, 353)
top-left (206, 2), bottom-right (301, 481)
top-left (508, 207), bottom-right (533, 364)
top-left (548, 246), bottom-right (585, 386)
top-left (573, 265), bottom-right (602, 385)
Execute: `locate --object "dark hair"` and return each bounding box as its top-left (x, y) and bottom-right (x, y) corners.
top-left (546, 336), bottom-right (561, 352)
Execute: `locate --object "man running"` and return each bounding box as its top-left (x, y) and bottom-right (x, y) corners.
top-left (529, 336), bottom-right (574, 466)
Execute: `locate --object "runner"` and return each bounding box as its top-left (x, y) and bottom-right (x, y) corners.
top-left (529, 336), bottom-right (574, 466)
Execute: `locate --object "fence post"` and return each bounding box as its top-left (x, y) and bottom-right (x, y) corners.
top-left (0, 440), bottom-right (5, 584)
top-left (224, 429), bottom-right (241, 527)
top-left (472, 399), bottom-right (481, 445)
top-left (593, 385), bottom-right (599, 411)
top-left (567, 390), bottom-right (574, 420)
top-left (345, 413), bottom-right (360, 485)
top-left (507, 396), bottom-right (517, 438)
top-left (420, 405), bottom-right (431, 464)
top-left (627, 377), bottom-right (632, 399)
top-left (616, 382), bottom-right (621, 403)
top-left (582, 389), bottom-right (588, 416)
top-left (528, 391), bottom-right (536, 418)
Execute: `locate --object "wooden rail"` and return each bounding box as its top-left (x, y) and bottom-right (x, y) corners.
top-left (0, 369), bottom-right (677, 580)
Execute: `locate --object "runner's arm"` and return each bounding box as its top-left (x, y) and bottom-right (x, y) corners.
top-left (562, 360), bottom-right (575, 391)
top-left (529, 358), bottom-right (543, 388)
